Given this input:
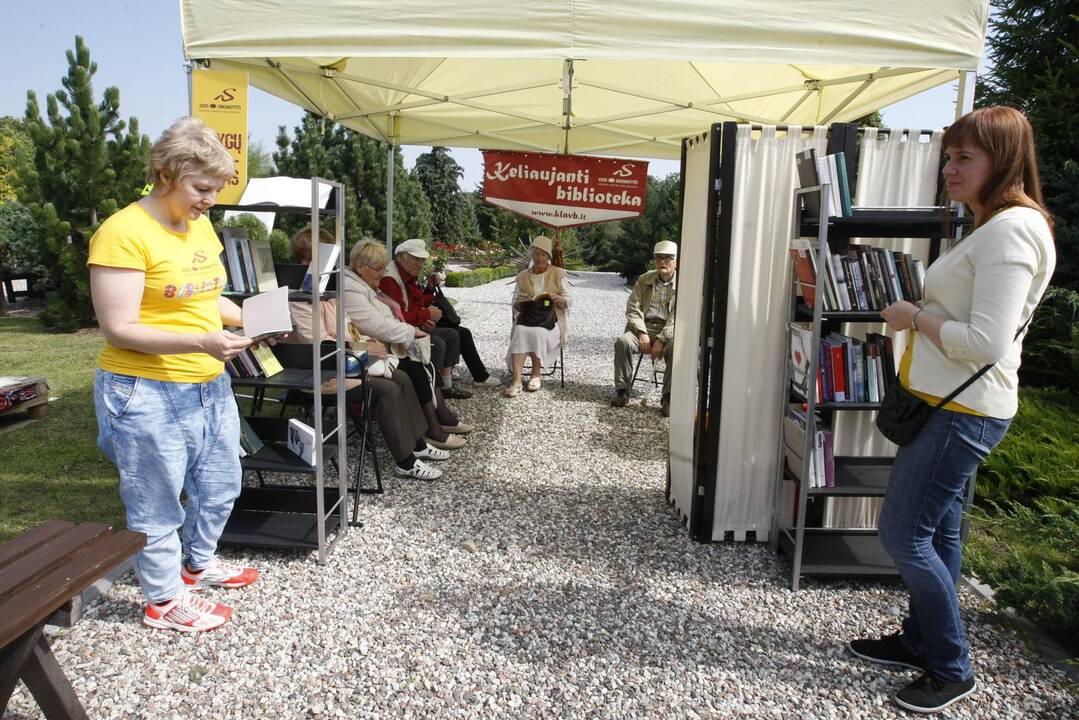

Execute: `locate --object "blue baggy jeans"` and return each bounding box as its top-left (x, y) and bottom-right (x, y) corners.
top-left (94, 369), bottom-right (242, 603)
top-left (878, 408), bottom-right (1011, 682)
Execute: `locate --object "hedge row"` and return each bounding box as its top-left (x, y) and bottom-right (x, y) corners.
top-left (445, 265), bottom-right (518, 287)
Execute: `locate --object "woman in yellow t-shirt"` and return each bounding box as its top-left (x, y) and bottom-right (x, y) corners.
top-left (89, 117), bottom-right (259, 633)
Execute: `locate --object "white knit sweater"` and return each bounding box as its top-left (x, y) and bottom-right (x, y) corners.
top-left (908, 206), bottom-right (1055, 418)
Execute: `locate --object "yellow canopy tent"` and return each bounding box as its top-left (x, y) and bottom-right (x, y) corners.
top-left (180, 0), bottom-right (989, 160)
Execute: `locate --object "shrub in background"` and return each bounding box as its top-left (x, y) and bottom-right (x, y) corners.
top-left (445, 265), bottom-right (517, 288)
top-left (1019, 285), bottom-right (1079, 394)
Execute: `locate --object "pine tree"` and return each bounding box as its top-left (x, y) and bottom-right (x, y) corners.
top-left (414, 147), bottom-right (466, 244)
top-left (273, 112), bottom-right (431, 250)
top-left (18, 36), bottom-right (149, 329)
top-left (977, 0), bottom-right (1079, 289)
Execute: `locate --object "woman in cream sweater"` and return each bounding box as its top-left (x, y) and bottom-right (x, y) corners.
top-left (849, 107), bottom-right (1055, 715)
top-left (504, 236), bottom-right (570, 397)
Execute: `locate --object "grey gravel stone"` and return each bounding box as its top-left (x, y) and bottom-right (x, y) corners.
top-left (6, 271), bottom-right (1075, 719)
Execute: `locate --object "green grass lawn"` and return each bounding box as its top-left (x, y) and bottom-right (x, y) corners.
top-left (0, 317), bottom-right (124, 541)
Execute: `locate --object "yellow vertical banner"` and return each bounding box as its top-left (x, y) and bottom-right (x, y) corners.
top-left (191, 69), bottom-right (248, 204)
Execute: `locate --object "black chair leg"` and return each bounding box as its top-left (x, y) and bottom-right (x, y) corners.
top-left (631, 353), bottom-right (644, 387)
top-left (559, 346), bottom-right (565, 388)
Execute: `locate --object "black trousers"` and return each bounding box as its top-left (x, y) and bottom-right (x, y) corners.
top-left (397, 357), bottom-right (435, 406)
top-left (436, 321), bottom-right (489, 381)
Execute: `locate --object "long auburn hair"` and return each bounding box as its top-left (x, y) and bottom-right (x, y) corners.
top-left (942, 106), bottom-right (1053, 233)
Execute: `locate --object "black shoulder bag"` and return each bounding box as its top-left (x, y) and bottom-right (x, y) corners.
top-left (431, 285), bottom-right (461, 328)
top-left (876, 313), bottom-right (1034, 446)
top-left (516, 298), bottom-right (557, 329)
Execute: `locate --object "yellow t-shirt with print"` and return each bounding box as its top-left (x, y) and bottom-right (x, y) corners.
top-left (88, 203), bottom-right (228, 382)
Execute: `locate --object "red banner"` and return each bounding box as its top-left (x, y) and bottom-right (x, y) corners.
top-left (482, 150), bottom-right (648, 229)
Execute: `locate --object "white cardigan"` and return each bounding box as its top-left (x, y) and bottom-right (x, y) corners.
top-left (908, 206), bottom-right (1055, 418)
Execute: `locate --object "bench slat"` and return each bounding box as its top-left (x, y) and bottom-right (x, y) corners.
top-left (0, 530), bottom-right (144, 648)
top-left (0, 521), bottom-right (74, 570)
top-left (0, 524), bottom-right (111, 606)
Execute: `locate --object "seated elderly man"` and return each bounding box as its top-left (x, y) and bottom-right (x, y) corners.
top-left (380, 238), bottom-right (474, 400)
top-left (611, 240), bottom-right (677, 416)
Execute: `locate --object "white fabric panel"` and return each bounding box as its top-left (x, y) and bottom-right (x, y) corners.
top-left (823, 128), bottom-right (944, 529)
top-left (180, 0), bottom-right (988, 158)
top-left (182, 0), bottom-right (988, 67)
top-left (667, 133), bottom-right (712, 528)
top-left (711, 126), bottom-right (828, 541)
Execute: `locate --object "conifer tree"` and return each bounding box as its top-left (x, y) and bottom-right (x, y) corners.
top-left (273, 112), bottom-right (431, 249)
top-left (18, 36), bottom-right (148, 329)
top-left (977, 0), bottom-right (1079, 289)
top-left (414, 147), bottom-right (466, 244)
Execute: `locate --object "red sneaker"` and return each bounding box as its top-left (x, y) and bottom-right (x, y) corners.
top-left (182, 559), bottom-right (260, 590)
top-left (143, 591), bottom-right (231, 633)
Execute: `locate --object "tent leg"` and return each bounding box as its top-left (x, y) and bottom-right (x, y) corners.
top-left (956, 70), bottom-right (976, 119)
top-left (385, 143), bottom-right (395, 249)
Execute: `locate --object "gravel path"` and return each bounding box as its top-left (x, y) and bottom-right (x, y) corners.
top-left (6, 272), bottom-right (1075, 719)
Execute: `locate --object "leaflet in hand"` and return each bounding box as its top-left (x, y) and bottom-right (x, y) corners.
top-left (239, 286), bottom-right (293, 342)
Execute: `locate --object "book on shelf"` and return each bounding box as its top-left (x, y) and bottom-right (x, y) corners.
top-left (797, 243), bottom-right (924, 312)
top-left (788, 239), bottom-right (818, 308)
top-left (783, 406), bottom-right (833, 488)
top-left (301, 242), bottom-right (340, 294)
top-left (221, 227), bottom-right (248, 292)
top-left (794, 148), bottom-right (849, 219)
top-left (248, 237), bottom-right (278, 291)
top-left (239, 286), bottom-right (293, 342)
top-left (249, 343), bottom-right (283, 377)
top-left (237, 416), bottom-right (265, 458)
top-left (788, 322), bottom-right (814, 397)
top-left (287, 418), bottom-right (317, 465)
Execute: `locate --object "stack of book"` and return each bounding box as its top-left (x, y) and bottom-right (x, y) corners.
top-left (224, 344), bottom-right (284, 379)
top-left (795, 148), bottom-right (852, 219)
top-left (783, 405), bottom-right (834, 489)
top-left (789, 239), bottom-right (924, 312)
top-left (790, 323), bottom-right (897, 404)
top-left (221, 227), bottom-right (278, 293)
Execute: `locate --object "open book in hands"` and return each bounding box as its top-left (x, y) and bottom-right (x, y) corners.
top-left (237, 286), bottom-right (293, 342)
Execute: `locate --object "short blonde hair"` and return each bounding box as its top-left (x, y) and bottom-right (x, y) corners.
top-left (148, 117), bottom-right (235, 190)
top-left (350, 240), bottom-right (389, 272)
top-left (290, 226), bottom-right (335, 264)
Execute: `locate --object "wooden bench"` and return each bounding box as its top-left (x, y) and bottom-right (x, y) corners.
top-left (0, 521), bottom-right (145, 720)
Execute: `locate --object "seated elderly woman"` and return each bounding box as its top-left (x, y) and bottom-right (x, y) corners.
top-left (343, 240), bottom-right (474, 450)
top-left (283, 227), bottom-right (447, 480)
top-left (504, 236), bottom-right (570, 397)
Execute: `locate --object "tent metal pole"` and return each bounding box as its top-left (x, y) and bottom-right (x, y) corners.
top-left (385, 143), bottom-right (395, 250)
top-left (956, 70), bottom-right (976, 118)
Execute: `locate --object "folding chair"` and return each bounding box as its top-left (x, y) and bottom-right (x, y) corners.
top-left (510, 305), bottom-right (566, 388)
top-left (630, 353), bottom-right (665, 388)
top-left (269, 342), bottom-right (383, 507)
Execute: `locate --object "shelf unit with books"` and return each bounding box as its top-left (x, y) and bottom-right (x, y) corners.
top-left (772, 181), bottom-right (962, 590)
top-left (214, 178), bottom-right (352, 564)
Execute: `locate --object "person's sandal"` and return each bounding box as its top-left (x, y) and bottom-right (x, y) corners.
top-left (395, 459), bottom-right (443, 480)
top-left (503, 384), bottom-right (522, 398)
top-left (526, 377), bottom-right (542, 391)
top-left (441, 421), bottom-right (475, 435)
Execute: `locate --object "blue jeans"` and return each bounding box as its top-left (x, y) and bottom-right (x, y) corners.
top-left (878, 408), bottom-right (1010, 681)
top-left (94, 369), bottom-right (242, 603)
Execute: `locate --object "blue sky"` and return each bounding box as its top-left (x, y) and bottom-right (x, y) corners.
top-left (2, 1), bottom-right (968, 190)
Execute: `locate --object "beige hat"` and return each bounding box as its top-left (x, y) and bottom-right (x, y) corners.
top-left (653, 240), bottom-right (678, 256)
top-left (530, 235), bottom-right (553, 256)
top-left (395, 238), bottom-right (429, 259)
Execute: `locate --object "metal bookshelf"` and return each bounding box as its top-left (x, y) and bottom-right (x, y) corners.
top-left (215, 178), bottom-right (351, 564)
top-left (771, 182), bottom-right (961, 590)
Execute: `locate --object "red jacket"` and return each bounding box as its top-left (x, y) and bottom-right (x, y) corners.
top-left (379, 260), bottom-right (435, 326)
